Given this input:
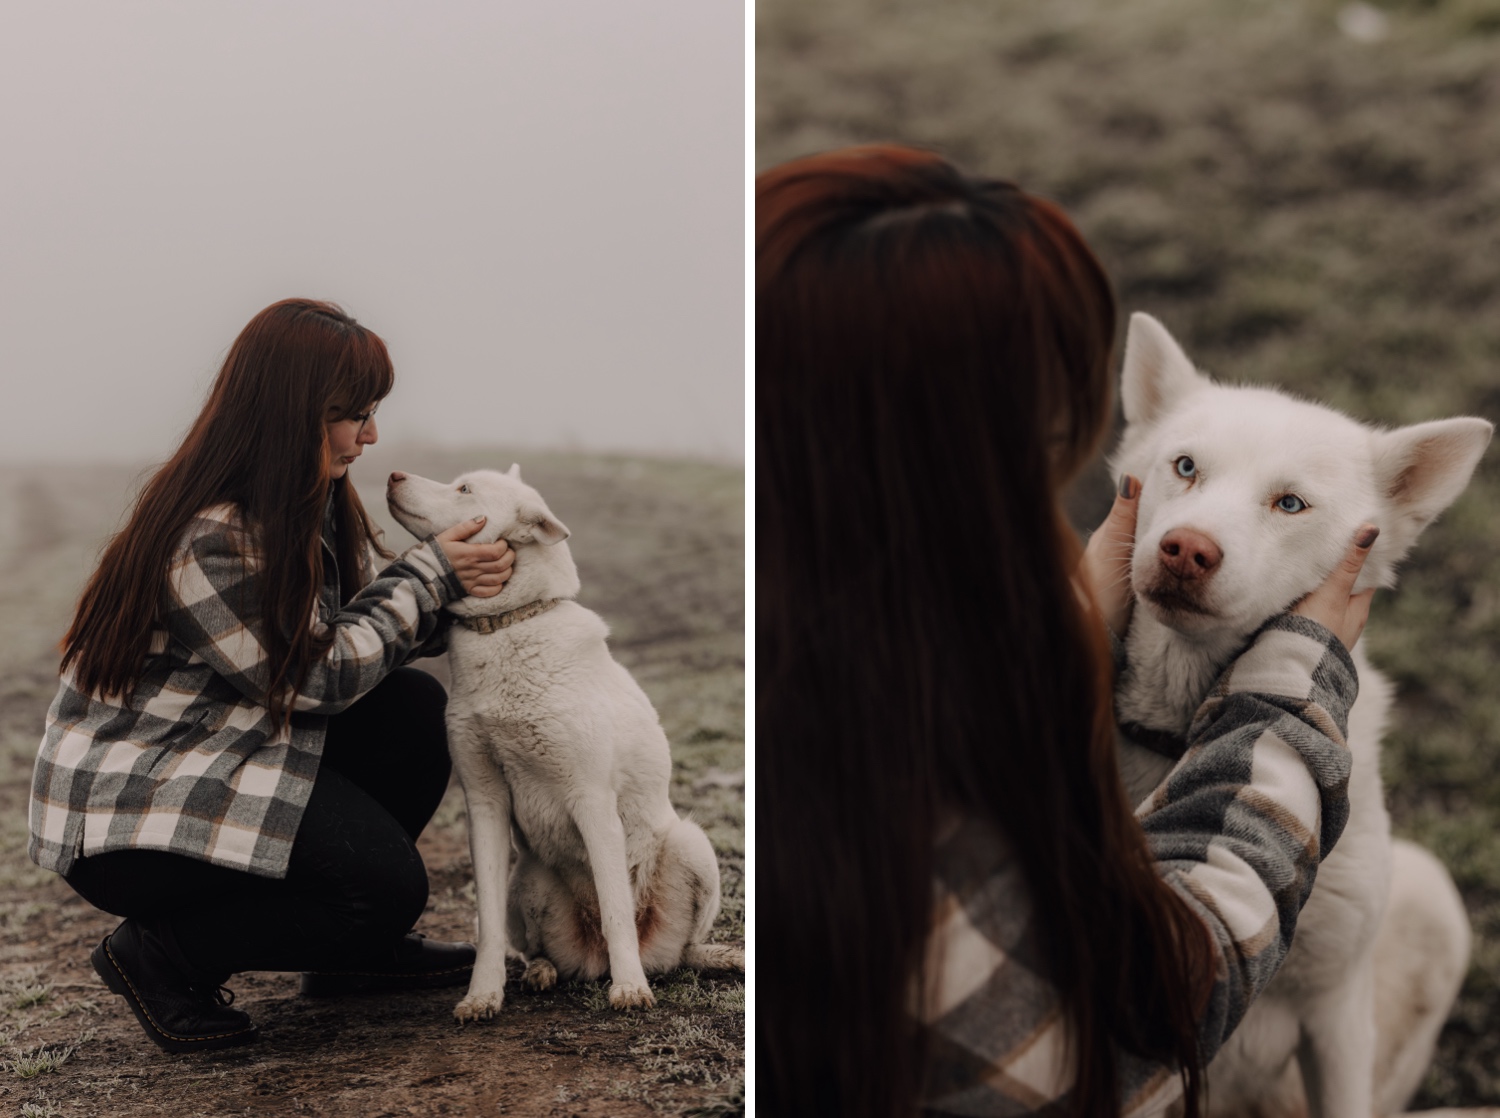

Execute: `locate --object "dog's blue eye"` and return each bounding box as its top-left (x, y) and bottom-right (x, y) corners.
top-left (1276, 494), bottom-right (1307, 513)
top-left (459, 484), bottom-right (471, 494)
top-left (1174, 456), bottom-right (1196, 479)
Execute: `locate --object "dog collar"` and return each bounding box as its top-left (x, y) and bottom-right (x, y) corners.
top-left (456, 597), bottom-right (565, 634)
top-left (1117, 720), bottom-right (1189, 762)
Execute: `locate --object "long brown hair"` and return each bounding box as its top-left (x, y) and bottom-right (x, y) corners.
top-left (62, 298), bottom-right (395, 723)
top-left (757, 146), bottom-right (1213, 1117)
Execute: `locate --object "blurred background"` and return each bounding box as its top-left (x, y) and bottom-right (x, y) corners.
top-left (1, 0), bottom-right (743, 464)
top-left (759, 0), bottom-right (1500, 1105)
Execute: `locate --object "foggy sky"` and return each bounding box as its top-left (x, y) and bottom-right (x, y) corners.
top-left (0, 1), bottom-right (744, 465)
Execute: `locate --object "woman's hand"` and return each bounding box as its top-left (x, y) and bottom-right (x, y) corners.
top-left (435, 516), bottom-right (515, 599)
top-left (1291, 525), bottom-right (1378, 650)
top-left (1079, 475), bottom-right (1141, 636)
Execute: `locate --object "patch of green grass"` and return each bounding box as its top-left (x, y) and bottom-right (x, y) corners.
top-left (5, 1045), bottom-right (74, 1079)
top-left (50, 999), bottom-right (98, 1021)
top-left (2, 971), bottom-right (52, 1011)
top-left (566, 979), bottom-right (614, 1014)
top-left (656, 969), bottom-right (746, 1013)
top-left (0, 901), bottom-right (45, 933)
top-left (630, 1015), bottom-right (740, 1087)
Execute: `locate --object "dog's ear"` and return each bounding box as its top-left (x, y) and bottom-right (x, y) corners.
top-left (1374, 418), bottom-right (1492, 545)
top-left (507, 463), bottom-right (522, 480)
top-left (512, 505), bottom-right (570, 546)
top-left (1120, 313), bottom-right (1208, 427)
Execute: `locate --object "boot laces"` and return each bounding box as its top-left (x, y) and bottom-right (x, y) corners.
top-left (189, 983), bottom-right (235, 1007)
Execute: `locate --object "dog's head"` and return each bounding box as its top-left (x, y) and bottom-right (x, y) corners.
top-left (386, 464), bottom-right (570, 548)
top-left (1111, 312), bottom-right (1492, 638)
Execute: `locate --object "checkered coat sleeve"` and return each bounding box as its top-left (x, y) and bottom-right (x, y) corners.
top-left (28, 503), bottom-right (467, 880)
top-left (919, 614), bottom-right (1357, 1116)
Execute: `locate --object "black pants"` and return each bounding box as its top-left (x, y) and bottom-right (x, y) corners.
top-left (65, 668), bottom-right (452, 978)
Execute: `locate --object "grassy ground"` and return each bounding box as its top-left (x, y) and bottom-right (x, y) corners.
top-left (760, 0), bottom-right (1500, 1105)
top-left (0, 449), bottom-right (744, 1116)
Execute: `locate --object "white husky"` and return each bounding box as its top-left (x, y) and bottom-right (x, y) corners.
top-left (387, 466), bottom-right (743, 1021)
top-left (1110, 314), bottom-right (1488, 1118)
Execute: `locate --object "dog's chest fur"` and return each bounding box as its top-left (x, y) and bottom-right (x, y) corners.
top-left (446, 606), bottom-right (672, 873)
top-left (1118, 618), bottom-right (1247, 732)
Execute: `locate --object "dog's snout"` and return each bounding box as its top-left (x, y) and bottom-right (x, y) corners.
top-left (388, 471), bottom-right (406, 485)
top-left (1159, 528), bottom-right (1222, 579)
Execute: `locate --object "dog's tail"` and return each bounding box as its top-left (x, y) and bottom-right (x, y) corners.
top-left (682, 943), bottom-right (745, 973)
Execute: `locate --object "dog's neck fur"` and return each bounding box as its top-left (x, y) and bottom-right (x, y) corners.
top-left (448, 536), bottom-right (582, 621)
top-left (1115, 608), bottom-right (1258, 735)
top-left (456, 597), bottom-right (565, 633)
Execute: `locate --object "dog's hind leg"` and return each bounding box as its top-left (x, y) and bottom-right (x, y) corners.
top-left (506, 852), bottom-right (570, 991)
top-left (450, 723), bottom-right (515, 1024)
top-left (1295, 965), bottom-right (1377, 1118)
top-left (682, 944), bottom-right (745, 972)
top-left (1371, 838), bottom-right (1472, 1113)
top-left (639, 817), bottom-right (743, 975)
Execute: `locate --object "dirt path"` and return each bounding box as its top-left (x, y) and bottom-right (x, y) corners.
top-left (0, 451), bottom-right (745, 1118)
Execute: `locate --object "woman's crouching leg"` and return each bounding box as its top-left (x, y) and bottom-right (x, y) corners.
top-left (193, 765), bottom-right (431, 973)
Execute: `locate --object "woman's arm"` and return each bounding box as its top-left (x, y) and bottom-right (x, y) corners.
top-left (362, 538), bottom-right (455, 663)
top-left (1137, 527), bottom-right (1376, 1063)
top-left (161, 508), bottom-right (465, 715)
top-left (1137, 613), bottom-right (1357, 1062)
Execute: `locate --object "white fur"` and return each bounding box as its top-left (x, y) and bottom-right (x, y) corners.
top-left (388, 467), bottom-right (743, 1021)
top-left (1111, 314), bottom-right (1488, 1117)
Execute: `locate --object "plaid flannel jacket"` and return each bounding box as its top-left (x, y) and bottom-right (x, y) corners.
top-left (919, 614), bottom-right (1358, 1116)
top-left (28, 501), bottom-right (465, 880)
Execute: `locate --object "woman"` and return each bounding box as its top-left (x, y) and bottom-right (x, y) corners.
top-left (28, 298), bottom-right (515, 1052)
top-left (758, 146), bottom-right (1374, 1116)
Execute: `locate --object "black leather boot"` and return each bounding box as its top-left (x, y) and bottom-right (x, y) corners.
top-left (299, 932), bottom-right (475, 996)
top-left (92, 920), bottom-right (258, 1053)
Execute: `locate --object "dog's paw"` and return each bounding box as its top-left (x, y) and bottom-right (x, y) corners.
top-left (608, 979), bottom-right (655, 1010)
top-left (453, 989), bottom-right (505, 1023)
top-left (522, 957), bottom-right (557, 992)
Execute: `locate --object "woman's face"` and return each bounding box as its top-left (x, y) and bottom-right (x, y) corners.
top-left (326, 403), bottom-right (379, 479)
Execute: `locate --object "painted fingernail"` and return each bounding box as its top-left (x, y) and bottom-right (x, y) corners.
top-left (1356, 526), bottom-right (1379, 549)
top-left (474, 515), bottom-right (486, 523)
top-left (1118, 475), bottom-right (1139, 500)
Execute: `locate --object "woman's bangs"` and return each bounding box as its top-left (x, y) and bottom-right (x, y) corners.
top-left (331, 328), bottom-right (395, 417)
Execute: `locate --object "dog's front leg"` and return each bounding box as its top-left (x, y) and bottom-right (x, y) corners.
top-left (573, 793), bottom-right (653, 1009)
top-left (1295, 965), bottom-right (1377, 1118)
top-left (450, 724), bottom-right (514, 1024)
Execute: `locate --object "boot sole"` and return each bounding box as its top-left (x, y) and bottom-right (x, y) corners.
top-left (92, 937), bottom-right (259, 1054)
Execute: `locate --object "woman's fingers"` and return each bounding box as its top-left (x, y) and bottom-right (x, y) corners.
top-left (433, 528), bottom-right (516, 598)
top-left (437, 514), bottom-right (488, 543)
top-left (1079, 474), bottom-right (1141, 636)
top-left (1292, 525), bottom-right (1378, 650)
top-left (1348, 587), bottom-right (1375, 634)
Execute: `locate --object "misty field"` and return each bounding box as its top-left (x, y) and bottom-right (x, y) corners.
top-left (760, 0), bottom-right (1500, 1106)
top-left (0, 449), bottom-right (744, 1117)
